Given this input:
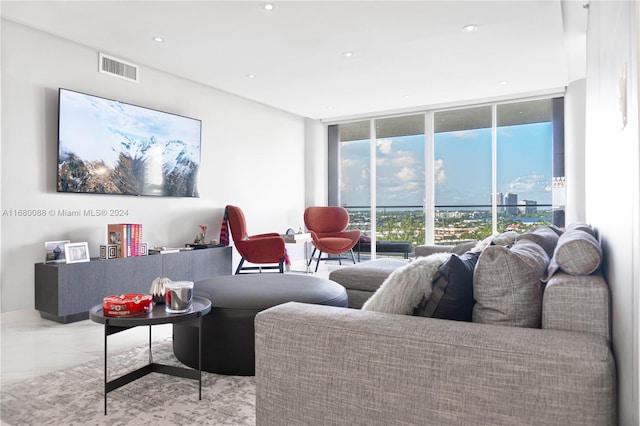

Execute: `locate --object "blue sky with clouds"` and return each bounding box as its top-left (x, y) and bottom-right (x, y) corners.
top-left (341, 121), bottom-right (552, 208)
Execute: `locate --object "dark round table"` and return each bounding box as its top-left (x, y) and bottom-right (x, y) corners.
top-left (173, 273), bottom-right (348, 375)
top-left (90, 296), bottom-right (212, 414)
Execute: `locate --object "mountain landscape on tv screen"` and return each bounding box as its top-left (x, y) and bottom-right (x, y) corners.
top-left (58, 134), bottom-right (199, 197)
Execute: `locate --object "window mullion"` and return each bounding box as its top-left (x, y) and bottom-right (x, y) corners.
top-left (491, 104), bottom-right (498, 235)
top-left (425, 111), bottom-right (435, 245)
top-left (370, 119), bottom-right (377, 259)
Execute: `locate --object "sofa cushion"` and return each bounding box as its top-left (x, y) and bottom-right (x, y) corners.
top-left (451, 241), bottom-right (478, 255)
top-left (414, 251), bottom-right (479, 321)
top-left (329, 258), bottom-right (407, 293)
top-left (515, 226), bottom-right (560, 258)
top-left (361, 253), bottom-right (451, 315)
top-left (545, 228), bottom-right (602, 279)
top-left (473, 239), bottom-right (549, 328)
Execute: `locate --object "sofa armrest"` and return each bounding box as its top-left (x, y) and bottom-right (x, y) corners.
top-left (542, 271), bottom-right (611, 342)
top-left (415, 241), bottom-right (476, 257)
top-left (255, 302), bottom-right (615, 426)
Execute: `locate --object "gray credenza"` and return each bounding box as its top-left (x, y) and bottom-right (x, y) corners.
top-left (35, 246), bottom-right (232, 323)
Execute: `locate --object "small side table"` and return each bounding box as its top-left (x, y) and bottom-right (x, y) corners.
top-left (281, 233), bottom-right (313, 273)
top-left (89, 296), bottom-right (212, 415)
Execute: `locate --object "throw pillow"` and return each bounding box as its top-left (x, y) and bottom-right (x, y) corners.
top-left (471, 230), bottom-right (519, 252)
top-left (414, 251), bottom-right (480, 321)
top-left (566, 222), bottom-right (596, 237)
top-left (545, 228), bottom-right (602, 280)
top-left (362, 252), bottom-right (451, 315)
top-left (473, 239), bottom-right (549, 328)
top-left (515, 226), bottom-right (560, 258)
top-left (451, 241), bottom-right (478, 255)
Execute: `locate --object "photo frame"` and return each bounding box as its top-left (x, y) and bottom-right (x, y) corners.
top-left (44, 240), bottom-right (70, 264)
top-left (64, 242), bottom-right (90, 264)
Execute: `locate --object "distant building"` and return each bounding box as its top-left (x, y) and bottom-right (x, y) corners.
top-left (492, 192), bottom-right (504, 212)
top-left (519, 200), bottom-right (538, 214)
top-left (504, 193), bottom-right (518, 215)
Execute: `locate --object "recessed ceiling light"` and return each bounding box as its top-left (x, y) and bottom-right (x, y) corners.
top-left (343, 52), bottom-right (354, 58)
top-left (499, 80), bottom-right (509, 85)
top-left (462, 24), bottom-right (478, 32)
top-left (153, 36), bottom-right (165, 42)
top-left (247, 74), bottom-right (256, 79)
top-left (264, 3), bottom-right (276, 11)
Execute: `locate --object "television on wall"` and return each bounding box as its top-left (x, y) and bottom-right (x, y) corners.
top-left (57, 88), bottom-right (202, 197)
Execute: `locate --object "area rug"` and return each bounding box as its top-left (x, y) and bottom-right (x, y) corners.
top-left (0, 338), bottom-right (255, 425)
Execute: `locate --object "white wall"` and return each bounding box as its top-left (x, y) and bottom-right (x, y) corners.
top-left (304, 117), bottom-right (327, 208)
top-left (0, 20), bottom-right (307, 312)
top-left (585, 1), bottom-right (640, 424)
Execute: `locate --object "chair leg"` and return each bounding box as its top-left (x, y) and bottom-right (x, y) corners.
top-left (235, 255), bottom-right (247, 274)
top-left (308, 247), bottom-right (317, 268)
top-left (349, 249), bottom-right (356, 264)
top-left (314, 250), bottom-right (323, 273)
top-left (279, 258), bottom-right (284, 273)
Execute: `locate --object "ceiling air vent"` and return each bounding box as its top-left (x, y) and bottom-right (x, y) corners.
top-left (99, 53), bottom-right (139, 83)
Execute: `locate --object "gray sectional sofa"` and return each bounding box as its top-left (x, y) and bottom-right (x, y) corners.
top-left (254, 224), bottom-right (617, 425)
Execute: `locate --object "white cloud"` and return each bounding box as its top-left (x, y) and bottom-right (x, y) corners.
top-left (390, 150), bottom-right (418, 167)
top-left (377, 139), bottom-right (393, 155)
top-left (508, 173), bottom-right (549, 193)
top-left (395, 166), bottom-right (416, 181)
top-left (450, 129), bottom-right (480, 139)
top-left (434, 159), bottom-right (446, 184)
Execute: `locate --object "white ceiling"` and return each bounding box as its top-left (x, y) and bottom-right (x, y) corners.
top-left (1, 0), bottom-right (588, 121)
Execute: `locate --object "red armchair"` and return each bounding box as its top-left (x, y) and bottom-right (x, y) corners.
top-left (304, 206), bottom-right (361, 272)
top-left (226, 205), bottom-right (286, 274)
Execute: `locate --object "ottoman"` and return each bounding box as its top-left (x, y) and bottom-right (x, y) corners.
top-left (173, 273), bottom-right (347, 375)
top-left (329, 258), bottom-right (407, 308)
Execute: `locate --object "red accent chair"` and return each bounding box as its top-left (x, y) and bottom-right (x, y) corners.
top-left (304, 206), bottom-right (361, 272)
top-left (226, 205), bottom-right (286, 274)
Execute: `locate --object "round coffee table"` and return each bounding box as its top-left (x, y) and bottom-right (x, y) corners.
top-left (173, 274), bottom-right (348, 375)
top-left (90, 296), bottom-right (211, 415)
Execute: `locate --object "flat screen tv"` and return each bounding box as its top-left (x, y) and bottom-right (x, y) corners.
top-left (57, 88), bottom-right (202, 197)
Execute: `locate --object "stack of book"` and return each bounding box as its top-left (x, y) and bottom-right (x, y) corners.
top-left (107, 223), bottom-right (143, 258)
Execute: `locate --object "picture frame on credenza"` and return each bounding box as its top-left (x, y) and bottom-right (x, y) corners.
top-left (64, 242), bottom-right (90, 264)
top-left (44, 240), bottom-right (70, 264)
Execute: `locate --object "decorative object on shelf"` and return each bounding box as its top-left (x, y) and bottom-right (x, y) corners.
top-left (194, 224), bottom-right (208, 245)
top-left (99, 244), bottom-right (119, 260)
top-left (165, 281), bottom-right (194, 313)
top-left (102, 293), bottom-right (153, 317)
top-left (44, 240), bottom-right (70, 264)
top-left (150, 277), bottom-right (172, 304)
top-left (64, 242), bottom-right (90, 264)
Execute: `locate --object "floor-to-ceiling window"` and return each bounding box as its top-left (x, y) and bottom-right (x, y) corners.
top-left (335, 120), bottom-right (372, 239)
top-left (374, 115), bottom-right (426, 246)
top-left (433, 106), bottom-right (492, 243)
top-left (329, 96), bottom-right (563, 253)
top-left (332, 115), bottom-right (426, 258)
top-left (496, 99), bottom-right (555, 234)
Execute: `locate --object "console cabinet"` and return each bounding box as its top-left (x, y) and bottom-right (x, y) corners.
top-left (35, 247), bottom-right (232, 323)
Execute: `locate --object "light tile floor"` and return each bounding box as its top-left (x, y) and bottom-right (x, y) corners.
top-left (0, 260), bottom-right (339, 388)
